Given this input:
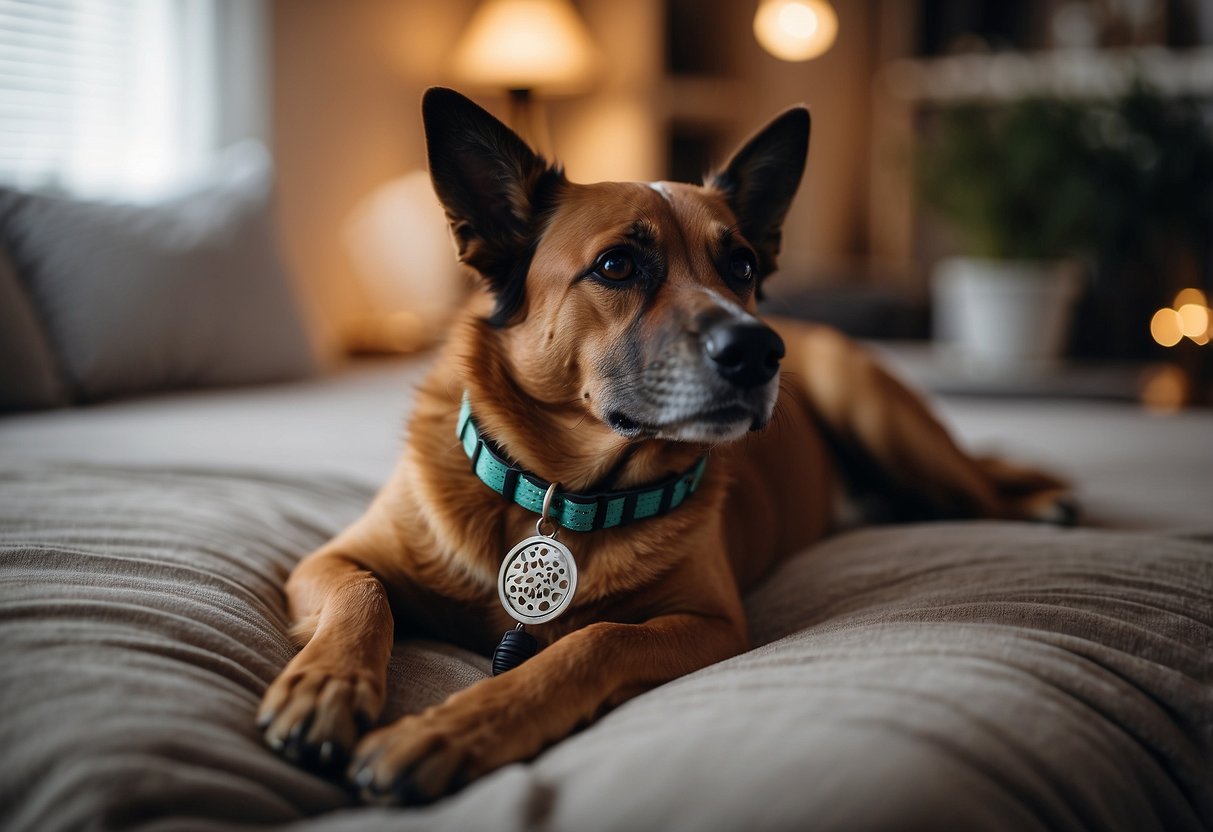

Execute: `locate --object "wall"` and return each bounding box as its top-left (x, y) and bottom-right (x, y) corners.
top-left (272, 0), bottom-right (478, 352)
top-left (730, 0), bottom-right (879, 282)
top-left (272, 0), bottom-right (881, 351)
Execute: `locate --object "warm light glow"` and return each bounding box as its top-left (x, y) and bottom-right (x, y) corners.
top-left (342, 171), bottom-right (469, 351)
top-left (1177, 303), bottom-right (1210, 339)
top-left (1150, 308), bottom-right (1183, 347)
top-left (1151, 288), bottom-right (1213, 348)
top-left (452, 0), bottom-right (598, 92)
top-left (1174, 287), bottom-right (1208, 309)
top-left (1139, 363), bottom-right (1189, 414)
top-left (753, 0), bottom-right (838, 62)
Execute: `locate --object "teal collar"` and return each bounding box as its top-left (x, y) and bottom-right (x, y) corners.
top-left (456, 393), bottom-right (707, 533)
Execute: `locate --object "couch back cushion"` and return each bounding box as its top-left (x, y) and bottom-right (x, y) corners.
top-left (0, 143), bottom-right (317, 403)
top-left (0, 245), bottom-right (68, 410)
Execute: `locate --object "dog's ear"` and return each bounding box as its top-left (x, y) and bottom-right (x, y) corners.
top-left (706, 107), bottom-right (810, 291)
top-left (422, 87), bottom-right (565, 326)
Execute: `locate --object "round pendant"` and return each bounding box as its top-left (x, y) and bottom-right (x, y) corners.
top-left (497, 535), bottom-right (578, 625)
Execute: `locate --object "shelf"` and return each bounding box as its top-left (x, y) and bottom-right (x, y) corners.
top-left (869, 341), bottom-right (1149, 400)
top-left (880, 46), bottom-right (1213, 103)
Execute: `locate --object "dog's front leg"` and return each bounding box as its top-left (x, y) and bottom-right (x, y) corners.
top-left (349, 610), bottom-right (746, 804)
top-left (258, 508), bottom-right (400, 771)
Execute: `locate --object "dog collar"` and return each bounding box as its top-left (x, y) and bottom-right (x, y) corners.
top-left (456, 393), bottom-right (707, 533)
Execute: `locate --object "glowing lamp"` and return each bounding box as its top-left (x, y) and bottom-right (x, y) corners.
top-left (753, 0), bottom-right (838, 62)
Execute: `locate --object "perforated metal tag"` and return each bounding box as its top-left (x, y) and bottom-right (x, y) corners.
top-left (496, 535), bottom-right (578, 625)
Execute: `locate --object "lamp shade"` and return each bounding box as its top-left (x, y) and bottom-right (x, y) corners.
top-left (452, 0), bottom-right (598, 93)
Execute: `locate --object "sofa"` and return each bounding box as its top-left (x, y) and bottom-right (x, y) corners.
top-left (1, 161), bottom-right (1210, 831)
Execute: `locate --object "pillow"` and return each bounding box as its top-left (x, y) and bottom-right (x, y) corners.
top-left (0, 244), bottom-right (68, 410)
top-left (0, 144), bottom-right (318, 402)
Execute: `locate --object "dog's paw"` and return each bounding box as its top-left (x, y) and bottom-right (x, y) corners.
top-left (1024, 492), bottom-right (1081, 527)
top-left (975, 455), bottom-right (1078, 526)
top-left (258, 659), bottom-right (382, 774)
top-left (348, 706), bottom-right (515, 805)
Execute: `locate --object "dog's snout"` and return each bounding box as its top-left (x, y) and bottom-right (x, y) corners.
top-left (703, 322), bottom-right (785, 388)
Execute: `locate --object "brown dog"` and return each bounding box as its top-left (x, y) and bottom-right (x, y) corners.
top-left (258, 88), bottom-right (1069, 804)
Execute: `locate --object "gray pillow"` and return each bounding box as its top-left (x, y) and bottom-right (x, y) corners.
top-left (0, 144), bottom-right (317, 402)
top-left (0, 245), bottom-right (68, 410)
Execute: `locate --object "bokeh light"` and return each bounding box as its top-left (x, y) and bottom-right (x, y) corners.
top-left (1139, 363), bottom-right (1190, 414)
top-left (1174, 288), bottom-right (1208, 309)
top-left (753, 0), bottom-right (838, 62)
top-left (1150, 289), bottom-right (1212, 348)
top-left (1150, 308), bottom-right (1183, 347)
top-left (1176, 303), bottom-right (1209, 338)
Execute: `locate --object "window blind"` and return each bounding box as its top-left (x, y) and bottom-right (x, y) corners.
top-left (0, 0), bottom-right (265, 200)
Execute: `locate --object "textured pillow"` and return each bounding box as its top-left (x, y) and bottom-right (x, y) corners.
top-left (0, 144), bottom-right (317, 402)
top-left (0, 245), bottom-right (68, 410)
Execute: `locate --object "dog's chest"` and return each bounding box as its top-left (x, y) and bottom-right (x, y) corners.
top-left (393, 533), bottom-right (677, 656)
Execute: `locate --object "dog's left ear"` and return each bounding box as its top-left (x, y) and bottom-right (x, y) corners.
top-left (706, 107), bottom-right (810, 288)
top-left (422, 87), bottom-right (565, 326)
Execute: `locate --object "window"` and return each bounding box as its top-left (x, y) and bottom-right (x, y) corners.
top-left (0, 0), bottom-right (267, 199)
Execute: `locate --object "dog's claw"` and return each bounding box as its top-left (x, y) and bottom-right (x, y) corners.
top-left (351, 764), bottom-right (374, 789)
top-left (1032, 495), bottom-right (1080, 527)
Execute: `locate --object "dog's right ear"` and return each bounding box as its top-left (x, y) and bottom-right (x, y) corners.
top-left (422, 87), bottom-right (564, 326)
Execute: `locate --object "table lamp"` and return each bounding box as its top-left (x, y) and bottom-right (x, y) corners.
top-left (451, 0), bottom-right (598, 149)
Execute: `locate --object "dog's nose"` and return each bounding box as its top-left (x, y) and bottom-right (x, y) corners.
top-left (703, 321), bottom-right (785, 388)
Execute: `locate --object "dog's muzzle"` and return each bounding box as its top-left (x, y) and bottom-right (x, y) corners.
top-left (703, 321), bottom-right (785, 388)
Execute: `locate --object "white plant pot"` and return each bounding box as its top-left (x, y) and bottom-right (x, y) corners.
top-left (932, 257), bottom-right (1084, 372)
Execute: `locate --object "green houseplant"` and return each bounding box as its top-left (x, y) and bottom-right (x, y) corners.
top-left (918, 86), bottom-right (1213, 368)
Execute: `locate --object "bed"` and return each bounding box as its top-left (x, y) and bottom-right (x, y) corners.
top-left (1, 353), bottom-right (1211, 832)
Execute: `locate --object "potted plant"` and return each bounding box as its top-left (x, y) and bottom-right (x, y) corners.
top-left (918, 98), bottom-right (1099, 371)
top-left (920, 86), bottom-right (1213, 373)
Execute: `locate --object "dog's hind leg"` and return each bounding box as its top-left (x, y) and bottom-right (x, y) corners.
top-left (770, 317), bottom-right (1073, 523)
top-left (258, 504), bottom-right (399, 772)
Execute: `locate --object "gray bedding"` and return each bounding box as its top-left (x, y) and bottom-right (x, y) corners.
top-left (1, 358), bottom-right (1211, 831)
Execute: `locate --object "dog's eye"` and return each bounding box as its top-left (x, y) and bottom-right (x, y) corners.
top-left (730, 249), bottom-right (757, 283)
top-left (595, 249), bottom-right (635, 282)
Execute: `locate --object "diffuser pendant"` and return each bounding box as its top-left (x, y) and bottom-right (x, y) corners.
top-left (497, 534), bottom-right (578, 625)
top-left (492, 483), bottom-right (579, 675)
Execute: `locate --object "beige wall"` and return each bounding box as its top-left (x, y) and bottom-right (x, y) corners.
top-left (273, 0), bottom-right (478, 352)
top-left (272, 0), bottom-right (881, 351)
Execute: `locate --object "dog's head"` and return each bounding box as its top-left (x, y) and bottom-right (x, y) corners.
top-left (423, 88), bottom-right (809, 444)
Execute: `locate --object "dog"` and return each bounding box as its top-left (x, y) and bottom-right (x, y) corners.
top-left (258, 87), bottom-right (1070, 804)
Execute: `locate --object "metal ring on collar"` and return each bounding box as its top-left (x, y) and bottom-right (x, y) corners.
top-left (536, 481), bottom-right (560, 538)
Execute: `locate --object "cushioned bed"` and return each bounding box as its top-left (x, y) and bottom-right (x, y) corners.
top-left (1, 357), bottom-right (1211, 831)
